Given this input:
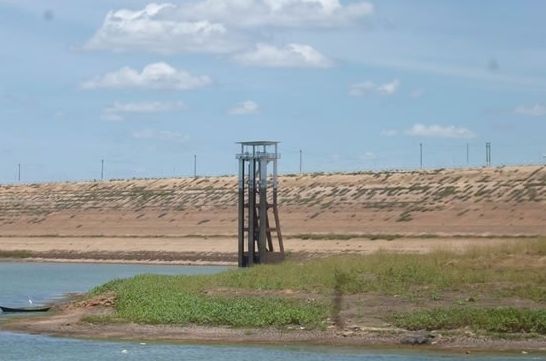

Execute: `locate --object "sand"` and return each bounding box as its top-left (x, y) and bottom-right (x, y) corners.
top-left (0, 235), bottom-right (531, 265)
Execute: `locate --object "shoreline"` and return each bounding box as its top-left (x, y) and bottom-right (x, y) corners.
top-left (0, 257), bottom-right (235, 267)
top-left (1, 237), bottom-right (544, 354)
top-left (2, 301), bottom-right (545, 354)
top-left (0, 248), bottom-right (240, 266)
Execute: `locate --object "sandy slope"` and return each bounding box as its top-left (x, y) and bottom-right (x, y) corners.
top-left (0, 165), bottom-right (544, 261)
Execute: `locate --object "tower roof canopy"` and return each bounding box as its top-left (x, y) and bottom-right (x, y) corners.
top-left (237, 141), bottom-right (279, 146)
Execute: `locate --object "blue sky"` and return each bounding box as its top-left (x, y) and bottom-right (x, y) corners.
top-left (1, 0), bottom-right (545, 182)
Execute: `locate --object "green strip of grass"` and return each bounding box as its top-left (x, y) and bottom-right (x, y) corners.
top-left (292, 233), bottom-right (541, 241)
top-left (391, 307), bottom-right (546, 334)
top-left (0, 250), bottom-right (33, 258)
top-left (91, 274), bottom-right (328, 329)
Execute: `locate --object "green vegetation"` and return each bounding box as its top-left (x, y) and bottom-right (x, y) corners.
top-left (291, 233), bottom-right (540, 241)
top-left (213, 239), bottom-right (545, 301)
top-left (90, 274), bottom-right (328, 329)
top-left (392, 307), bottom-right (546, 334)
top-left (0, 250), bottom-right (33, 258)
top-left (88, 239), bottom-right (546, 334)
top-left (396, 210), bottom-right (413, 222)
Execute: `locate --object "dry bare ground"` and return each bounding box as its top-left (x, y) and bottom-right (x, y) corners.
top-left (0, 165), bottom-right (545, 262)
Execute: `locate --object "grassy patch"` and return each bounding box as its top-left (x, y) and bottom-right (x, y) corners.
top-left (290, 233), bottom-right (540, 241)
top-left (293, 233), bottom-right (403, 241)
top-left (294, 233), bottom-right (356, 240)
top-left (90, 274), bottom-right (327, 329)
top-left (0, 250), bottom-right (33, 258)
top-left (391, 307), bottom-right (546, 334)
top-left (216, 239), bottom-right (546, 301)
top-left (88, 239), bottom-right (546, 332)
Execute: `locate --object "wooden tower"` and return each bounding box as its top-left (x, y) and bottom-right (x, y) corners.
top-left (236, 141), bottom-right (284, 267)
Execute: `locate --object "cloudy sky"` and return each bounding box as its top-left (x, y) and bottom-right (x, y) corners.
top-left (1, 0), bottom-right (545, 182)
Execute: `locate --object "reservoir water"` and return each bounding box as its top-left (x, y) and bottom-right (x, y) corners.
top-left (0, 261), bottom-right (540, 360)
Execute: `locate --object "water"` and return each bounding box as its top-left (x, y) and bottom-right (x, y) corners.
top-left (0, 262), bottom-right (540, 361)
top-left (0, 262), bottom-right (223, 307)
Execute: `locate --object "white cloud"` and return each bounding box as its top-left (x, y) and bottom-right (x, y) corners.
top-left (106, 101), bottom-right (186, 113)
top-left (381, 129), bottom-right (398, 136)
top-left (349, 81), bottom-right (374, 95)
top-left (132, 129), bottom-right (189, 143)
top-left (406, 123), bottom-right (476, 139)
top-left (85, 1), bottom-right (373, 54)
top-left (82, 62), bottom-right (211, 90)
top-left (514, 104), bottom-right (546, 117)
top-left (350, 79), bottom-right (400, 96)
top-left (229, 100), bottom-right (260, 115)
top-left (181, 0), bottom-right (374, 27)
top-left (377, 79), bottom-right (399, 95)
top-left (102, 100), bottom-right (186, 121)
top-left (234, 43), bottom-right (332, 68)
top-left (102, 112), bottom-right (125, 122)
top-left (85, 3), bottom-right (238, 54)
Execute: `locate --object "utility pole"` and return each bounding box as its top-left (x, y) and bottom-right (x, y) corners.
top-left (101, 159), bottom-right (104, 181)
top-left (485, 142), bottom-right (491, 167)
top-left (193, 154), bottom-right (197, 179)
top-left (466, 143), bottom-right (470, 166)
top-left (419, 143), bottom-right (423, 169)
top-left (299, 149), bottom-right (302, 174)
top-left (17, 163), bottom-right (21, 182)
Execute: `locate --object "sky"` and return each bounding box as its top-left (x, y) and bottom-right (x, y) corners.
top-left (1, 0), bottom-right (545, 183)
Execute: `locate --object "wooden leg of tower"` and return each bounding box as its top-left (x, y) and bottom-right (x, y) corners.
top-left (238, 160), bottom-right (245, 267)
top-left (273, 203), bottom-right (284, 255)
top-left (253, 203), bottom-right (259, 262)
top-left (257, 196), bottom-right (266, 263)
top-left (247, 161), bottom-right (255, 266)
top-left (258, 158), bottom-right (268, 263)
top-left (266, 212), bottom-right (273, 252)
